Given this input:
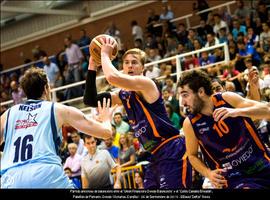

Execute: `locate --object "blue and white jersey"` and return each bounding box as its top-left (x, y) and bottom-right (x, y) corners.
top-left (1, 99), bottom-right (62, 175)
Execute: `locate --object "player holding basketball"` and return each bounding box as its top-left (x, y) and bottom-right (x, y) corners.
top-left (178, 70), bottom-right (270, 189)
top-left (0, 67), bottom-right (115, 188)
top-left (84, 38), bottom-right (192, 189)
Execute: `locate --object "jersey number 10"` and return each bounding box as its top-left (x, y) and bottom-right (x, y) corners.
top-left (213, 120), bottom-right (229, 137)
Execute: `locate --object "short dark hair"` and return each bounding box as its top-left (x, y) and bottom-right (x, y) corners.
top-left (212, 78), bottom-right (225, 87)
top-left (83, 134), bottom-right (96, 142)
top-left (114, 112), bottom-right (123, 117)
top-left (177, 70), bottom-right (213, 96)
top-left (20, 67), bottom-right (48, 99)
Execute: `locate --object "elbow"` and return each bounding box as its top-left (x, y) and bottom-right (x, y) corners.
top-left (103, 128), bottom-right (112, 140)
top-left (106, 74), bottom-right (119, 85)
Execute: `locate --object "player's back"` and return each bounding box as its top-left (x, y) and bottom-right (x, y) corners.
top-left (1, 99), bottom-right (62, 175)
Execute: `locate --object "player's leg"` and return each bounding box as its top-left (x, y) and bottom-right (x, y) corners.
top-left (155, 137), bottom-right (192, 189)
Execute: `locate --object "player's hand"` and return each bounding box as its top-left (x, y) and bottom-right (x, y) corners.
top-left (207, 168), bottom-right (227, 189)
top-left (97, 98), bottom-right (118, 122)
top-left (213, 107), bottom-right (239, 121)
top-left (88, 56), bottom-right (99, 71)
top-left (100, 37), bottom-right (117, 58)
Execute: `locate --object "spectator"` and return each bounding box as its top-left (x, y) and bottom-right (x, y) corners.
top-left (70, 131), bottom-right (87, 156)
top-left (134, 171), bottom-right (144, 189)
top-left (131, 20), bottom-right (144, 43)
top-left (64, 37), bottom-right (84, 84)
top-left (77, 29), bottom-right (91, 47)
top-left (232, 19), bottom-right (247, 41)
top-left (199, 51), bottom-right (216, 66)
top-left (213, 13), bottom-right (229, 36)
top-left (245, 27), bottom-right (259, 48)
top-left (32, 45), bottom-right (47, 61)
top-left (197, 19), bottom-right (213, 42)
top-left (218, 27), bottom-right (228, 44)
top-left (104, 136), bottom-right (119, 161)
top-left (64, 167), bottom-right (81, 189)
top-left (192, 0), bottom-right (210, 21)
top-left (259, 22), bottom-right (270, 52)
top-left (81, 135), bottom-right (121, 189)
top-left (234, 0), bottom-right (250, 24)
top-left (147, 48), bottom-right (161, 67)
top-left (183, 55), bottom-right (199, 70)
top-left (112, 124), bottom-right (121, 148)
top-left (165, 103), bottom-right (181, 129)
top-left (218, 7), bottom-right (232, 27)
top-left (159, 4), bottom-right (174, 22)
top-left (10, 81), bottom-right (25, 105)
top-left (113, 112), bottom-right (130, 134)
top-left (63, 143), bottom-right (82, 184)
top-left (176, 23), bottom-right (188, 44)
top-left (256, 1), bottom-right (270, 23)
top-left (118, 134), bottom-right (136, 168)
top-left (145, 65), bottom-right (161, 79)
top-left (146, 9), bottom-right (161, 36)
top-left (204, 32), bottom-right (219, 48)
top-left (42, 56), bottom-right (60, 88)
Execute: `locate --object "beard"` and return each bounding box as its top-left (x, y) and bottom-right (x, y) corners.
top-left (190, 94), bottom-right (204, 115)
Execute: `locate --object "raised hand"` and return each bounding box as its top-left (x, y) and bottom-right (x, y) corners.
top-left (100, 36), bottom-right (117, 58)
top-left (88, 56), bottom-right (99, 71)
top-left (97, 98), bottom-right (117, 122)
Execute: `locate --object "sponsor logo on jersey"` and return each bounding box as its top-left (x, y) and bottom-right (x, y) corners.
top-left (199, 127), bottom-right (210, 134)
top-left (15, 113), bottom-right (38, 129)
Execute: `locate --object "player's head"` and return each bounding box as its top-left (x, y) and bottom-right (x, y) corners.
top-left (122, 48), bottom-right (146, 76)
top-left (20, 67), bottom-right (51, 101)
top-left (177, 70), bottom-right (212, 115)
top-left (211, 78), bottom-right (225, 94)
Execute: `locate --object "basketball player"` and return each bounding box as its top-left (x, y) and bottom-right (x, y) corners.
top-left (213, 101), bottom-right (270, 121)
top-left (83, 39), bottom-right (192, 189)
top-left (178, 70), bottom-right (270, 189)
top-left (0, 67), bottom-right (115, 188)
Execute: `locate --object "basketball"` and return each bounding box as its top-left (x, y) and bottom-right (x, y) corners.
top-left (89, 34), bottom-right (118, 66)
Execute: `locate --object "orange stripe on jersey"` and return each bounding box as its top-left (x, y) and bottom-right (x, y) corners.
top-left (135, 95), bottom-right (163, 139)
top-left (211, 95), bottom-right (226, 107)
top-left (182, 153), bottom-right (188, 188)
top-left (191, 114), bottom-right (202, 124)
top-left (198, 140), bottom-right (220, 168)
top-left (244, 119), bottom-right (270, 161)
top-left (151, 135), bottom-right (180, 154)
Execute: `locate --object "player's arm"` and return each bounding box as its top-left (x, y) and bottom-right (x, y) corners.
top-left (213, 91), bottom-right (267, 121)
top-left (56, 99), bottom-right (116, 140)
top-left (0, 110), bottom-right (8, 144)
top-left (214, 101), bottom-right (270, 121)
top-left (83, 57), bottom-right (122, 107)
top-left (183, 118), bottom-right (227, 188)
top-left (100, 38), bottom-right (159, 103)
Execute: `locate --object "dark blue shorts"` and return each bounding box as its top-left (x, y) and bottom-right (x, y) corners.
top-left (228, 166), bottom-right (270, 189)
top-left (143, 137), bottom-right (192, 189)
